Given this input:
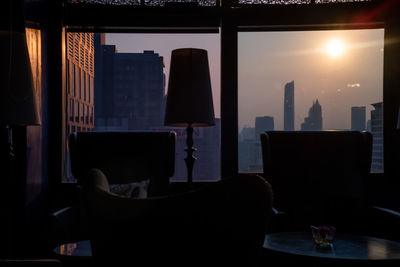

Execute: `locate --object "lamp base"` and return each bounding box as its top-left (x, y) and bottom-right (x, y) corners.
top-left (184, 125), bottom-right (196, 185)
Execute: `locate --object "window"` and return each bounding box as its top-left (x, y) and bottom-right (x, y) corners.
top-left (238, 29), bottom-right (384, 173)
top-left (64, 32), bottom-right (221, 182)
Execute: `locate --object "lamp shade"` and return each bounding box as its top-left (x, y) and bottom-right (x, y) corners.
top-left (0, 29), bottom-right (40, 126)
top-left (164, 48), bottom-right (215, 127)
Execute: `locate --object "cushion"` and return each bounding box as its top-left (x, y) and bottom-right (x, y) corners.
top-left (89, 168), bottom-right (110, 192)
top-left (109, 179), bottom-right (149, 198)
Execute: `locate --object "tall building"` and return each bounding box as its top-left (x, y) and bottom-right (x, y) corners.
top-left (255, 116), bottom-right (274, 139)
top-left (239, 126), bottom-right (255, 142)
top-left (371, 102), bottom-right (383, 172)
top-left (66, 32), bottom-right (95, 135)
top-left (301, 99), bottom-right (323, 131)
top-left (284, 81), bottom-right (295, 131)
top-left (351, 106), bottom-right (366, 131)
top-left (238, 116), bottom-right (274, 173)
top-left (66, 33), bottom-right (95, 182)
top-left (94, 33), bottom-right (166, 130)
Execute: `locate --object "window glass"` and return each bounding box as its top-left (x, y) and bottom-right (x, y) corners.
top-left (238, 29), bottom-right (384, 173)
top-left (64, 32), bottom-right (221, 182)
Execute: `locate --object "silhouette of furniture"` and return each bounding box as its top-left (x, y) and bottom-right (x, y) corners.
top-left (51, 130), bottom-right (273, 267)
top-left (69, 130), bottom-right (176, 196)
top-left (47, 131), bottom-right (176, 250)
top-left (260, 130), bottom-right (400, 240)
top-left (83, 168), bottom-right (273, 267)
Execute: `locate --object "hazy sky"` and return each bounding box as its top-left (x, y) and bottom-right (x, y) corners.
top-left (107, 29), bottom-right (384, 131)
top-left (239, 29), bottom-right (384, 131)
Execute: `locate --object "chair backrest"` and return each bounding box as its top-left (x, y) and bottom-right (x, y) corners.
top-left (260, 130), bottom-right (372, 225)
top-left (69, 130), bottom-right (176, 196)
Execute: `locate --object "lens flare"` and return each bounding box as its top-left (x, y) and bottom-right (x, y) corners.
top-left (325, 39), bottom-right (345, 58)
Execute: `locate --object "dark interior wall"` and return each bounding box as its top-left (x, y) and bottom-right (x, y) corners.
top-left (0, 0), bottom-right (67, 258)
top-left (0, 0), bottom-right (34, 258)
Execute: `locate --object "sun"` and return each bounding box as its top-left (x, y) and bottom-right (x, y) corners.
top-left (325, 39), bottom-right (346, 58)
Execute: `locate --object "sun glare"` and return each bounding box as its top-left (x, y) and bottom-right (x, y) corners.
top-left (325, 39), bottom-right (346, 58)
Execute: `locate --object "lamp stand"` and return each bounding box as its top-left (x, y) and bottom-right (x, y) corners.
top-left (184, 124), bottom-right (197, 185)
top-left (6, 125), bottom-right (14, 159)
top-left (2, 125), bottom-right (15, 257)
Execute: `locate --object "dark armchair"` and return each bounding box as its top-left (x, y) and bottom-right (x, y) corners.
top-left (52, 130), bottom-right (273, 267)
top-left (84, 168), bottom-right (273, 267)
top-left (260, 130), bottom-right (400, 241)
top-left (47, 131), bottom-right (176, 250)
top-left (69, 130), bottom-right (176, 196)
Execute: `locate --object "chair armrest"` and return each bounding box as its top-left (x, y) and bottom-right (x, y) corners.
top-left (50, 206), bottom-right (74, 221)
top-left (267, 207), bottom-right (289, 233)
top-left (372, 205), bottom-right (400, 218)
top-left (47, 206), bottom-right (88, 246)
top-left (272, 207), bottom-right (287, 216)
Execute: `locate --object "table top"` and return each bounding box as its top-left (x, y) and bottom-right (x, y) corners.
top-left (264, 232), bottom-right (400, 261)
top-left (53, 240), bottom-right (92, 259)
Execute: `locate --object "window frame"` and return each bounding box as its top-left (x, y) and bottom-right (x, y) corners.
top-left (221, 2), bottom-right (400, 180)
top-left (56, 1), bottom-right (400, 183)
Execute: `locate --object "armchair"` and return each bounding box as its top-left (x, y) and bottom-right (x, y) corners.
top-left (260, 130), bottom-right (400, 241)
top-left (84, 169), bottom-right (273, 267)
top-left (55, 130), bottom-right (273, 267)
top-left (47, 131), bottom-right (176, 250)
top-left (69, 130), bottom-right (176, 196)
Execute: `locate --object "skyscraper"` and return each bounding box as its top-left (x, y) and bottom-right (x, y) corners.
top-left (284, 81), bottom-right (295, 131)
top-left (94, 33), bottom-right (166, 130)
top-left (301, 99), bottom-right (322, 131)
top-left (66, 32), bottom-right (95, 135)
top-left (66, 32), bottom-right (95, 182)
top-left (351, 106), bottom-right (366, 131)
top-left (371, 102), bottom-right (383, 172)
top-left (255, 116), bottom-right (274, 138)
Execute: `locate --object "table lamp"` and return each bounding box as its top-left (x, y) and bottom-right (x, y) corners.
top-left (164, 48), bottom-right (215, 184)
top-left (1, 0), bottom-right (40, 257)
top-left (1, 0), bottom-right (41, 158)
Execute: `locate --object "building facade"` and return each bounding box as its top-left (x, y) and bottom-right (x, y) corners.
top-left (66, 32), bottom-right (95, 181)
top-left (66, 32), bottom-right (95, 135)
top-left (94, 33), bottom-right (166, 131)
top-left (255, 116), bottom-right (274, 139)
top-left (351, 106), bottom-right (366, 131)
top-left (284, 81), bottom-right (294, 131)
top-left (371, 102), bottom-right (383, 172)
top-left (301, 99), bottom-right (322, 131)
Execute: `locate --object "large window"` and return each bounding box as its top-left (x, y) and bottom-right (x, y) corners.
top-left (238, 29), bottom-right (384, 173)
top-left (64, 32), bottom-right (221, 182)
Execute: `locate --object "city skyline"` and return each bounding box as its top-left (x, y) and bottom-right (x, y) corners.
top-left (239, 29), bottom-right (384, 131)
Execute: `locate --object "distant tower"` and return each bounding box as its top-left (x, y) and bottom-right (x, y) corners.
top-left (255, 116), bottom-right (274, 139)
top-left (370, 102), bottom-right (383, 172)
top-left (351, 106), bottom-right (366, 131)
top-left (284, 81), bottom-right (294, 131)
top-left (301, 99), bottom-right (323, 131)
